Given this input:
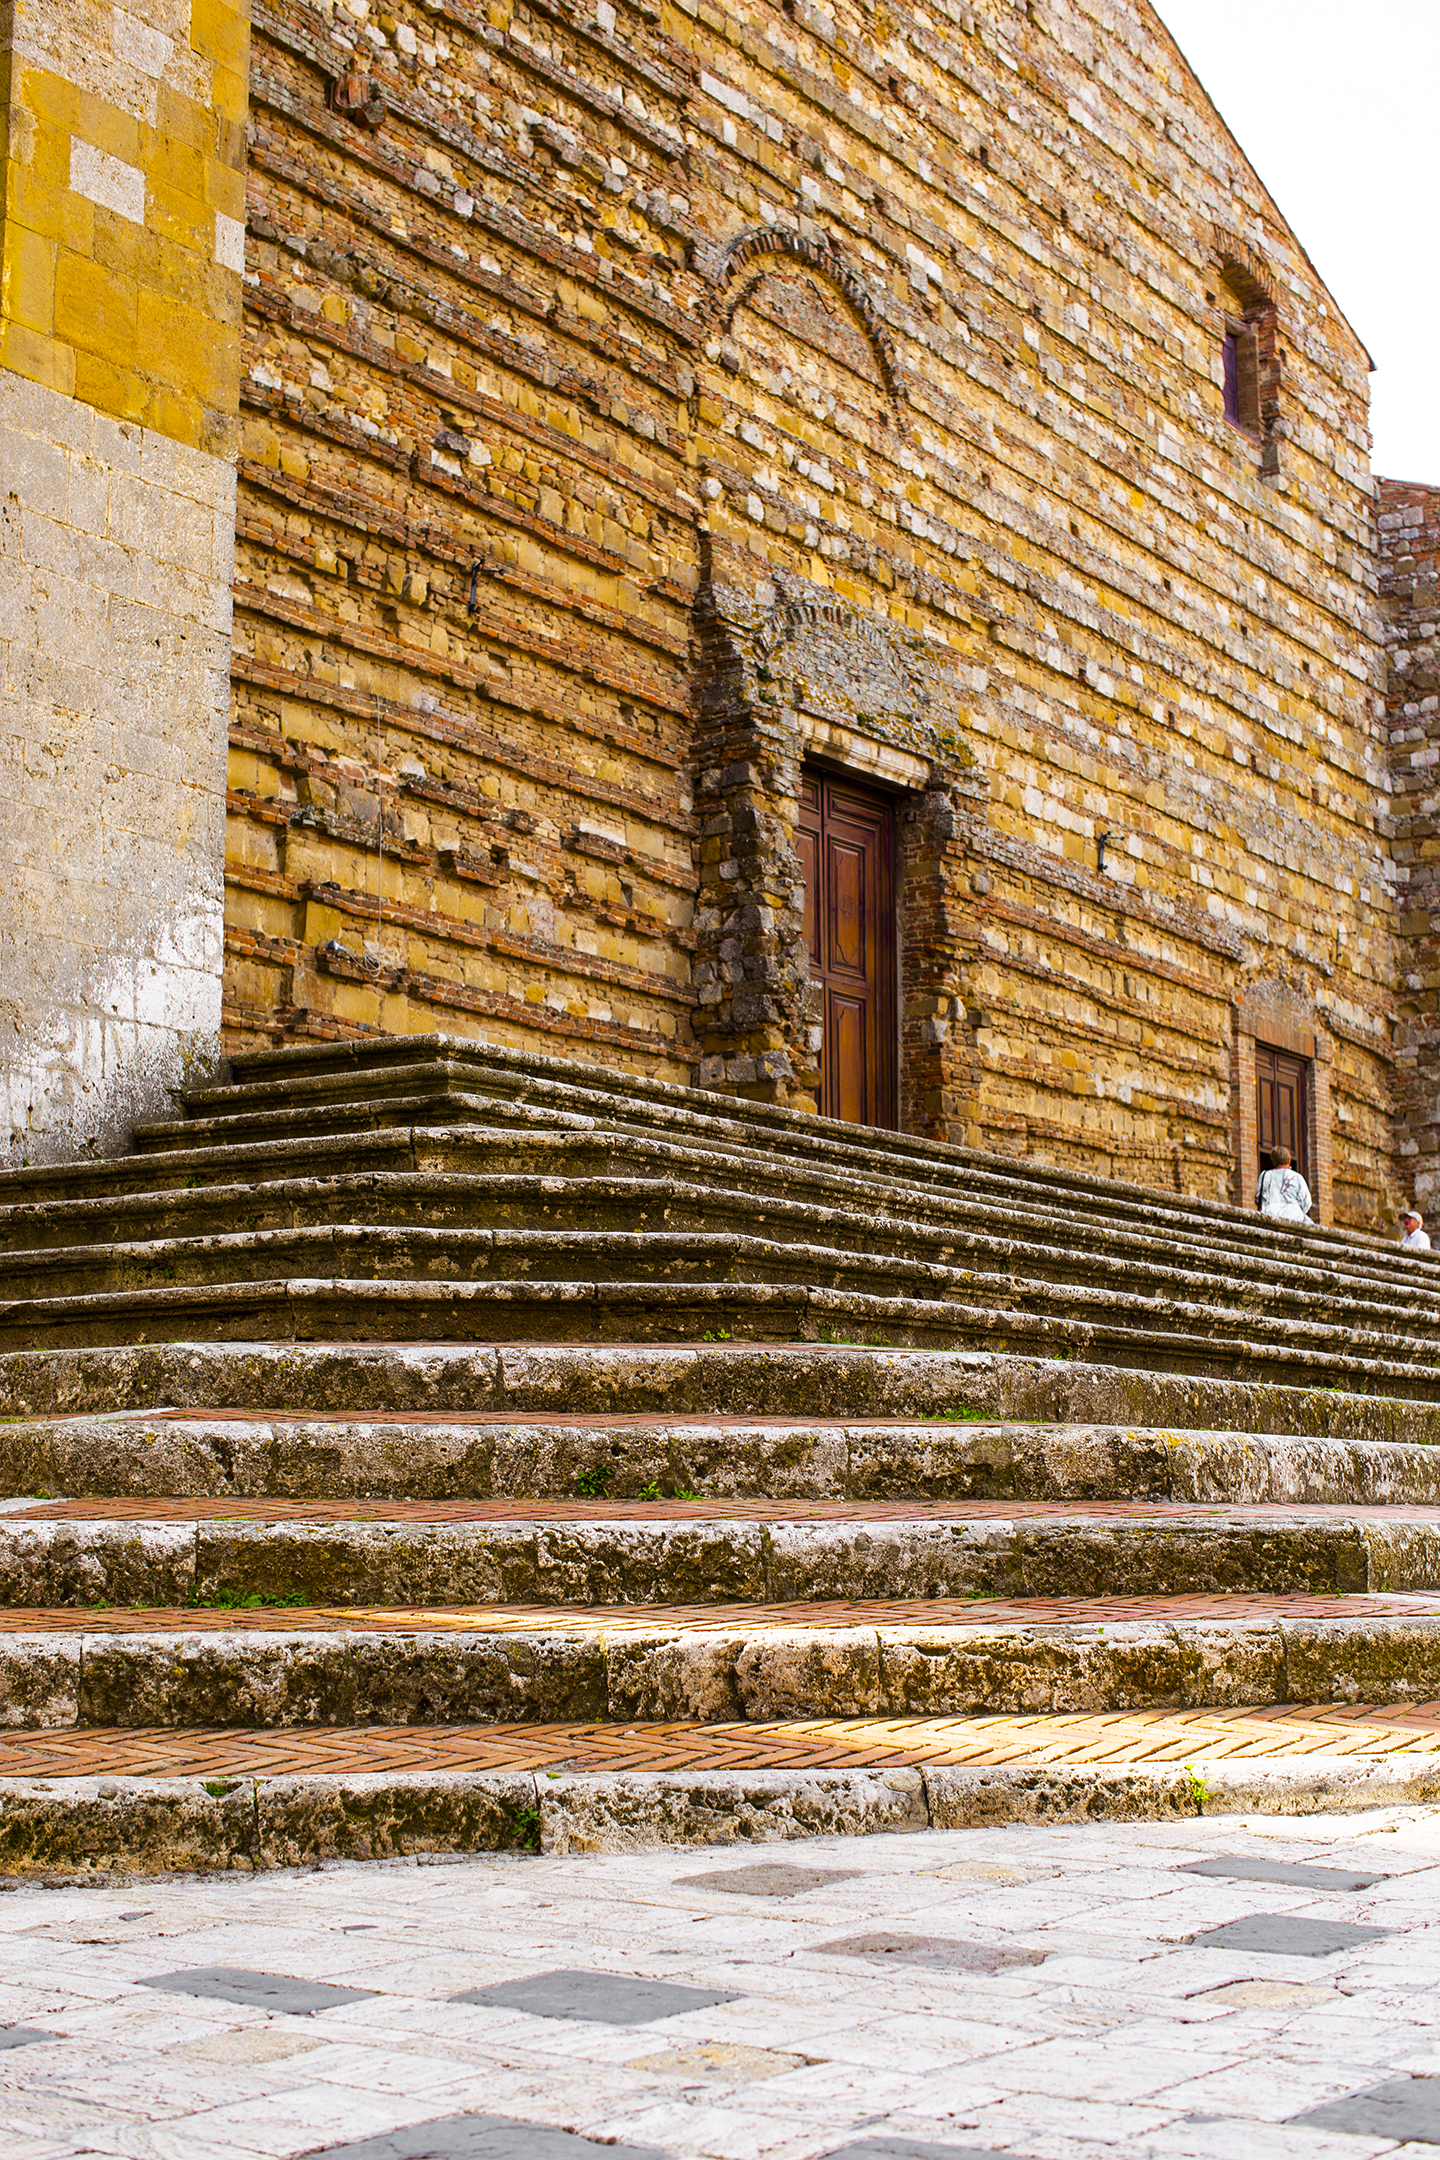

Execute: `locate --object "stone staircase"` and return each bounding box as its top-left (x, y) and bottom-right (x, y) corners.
top-left (1, 1035), bottom-right (1440, 1877)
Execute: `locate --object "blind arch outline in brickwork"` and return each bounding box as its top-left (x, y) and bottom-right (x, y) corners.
top-left (712, 226), bottom-right (905, 408)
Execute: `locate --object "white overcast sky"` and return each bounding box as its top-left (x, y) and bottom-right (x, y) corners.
top-left (1152, 0), bottom-right (1440, 482)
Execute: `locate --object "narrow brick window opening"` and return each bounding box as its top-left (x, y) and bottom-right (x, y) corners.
top-left (1222, 322), bottom-right (1261, 434)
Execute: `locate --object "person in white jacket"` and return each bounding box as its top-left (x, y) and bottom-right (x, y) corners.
top-left (1401, 1211), bottom-right (1431, 1252)
top-left (1256, 1147), bottom-right (1312, 1224)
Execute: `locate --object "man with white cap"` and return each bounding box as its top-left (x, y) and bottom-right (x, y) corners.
top-left (1400, 1210), bottom-right (1431, 1252)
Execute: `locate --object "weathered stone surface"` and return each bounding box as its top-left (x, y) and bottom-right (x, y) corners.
top-left (1381, 481), bottom-right (1440, 1222)
top-left (6, 1339), bottom-right (1440, 1440)
top-left (876, 1623), bottom-right (1282, 1719)
top-left (0, 1639), bottom-right (80, 1728)
top-left (0, 1504), bottom-right (1422, 1611)
top-left (0, 1778), bottom-right (257, 1877)
top-left (541, 1770), bottom-right (929, 1856)
top-left (3, 1756), bottom-right (1440, 1878)
top-left (0, 0), bottom-right (249, 1167)
top-left (607, 1636), bottom-right (747, 1723)
top-left (73, 1630), bottom-right (609, 1731)
top-left (9, 1404), bottom-right (1440, 1514)
top-left (0, 1523), bottom-right (193, 1608)
top-left (1280, 1618), bottom-right (1440, 1704)
top-left (735, 1630), bottom-right (885, 1720)
top-left (0, 1610), bottom-right (1387, 1729)
top-left (256, 1771), bottom-right (539, 1869)
top-left (0, 374), bottom-right (235, 1172)
top-left (921, 1757), bottom-right (1440, 1827)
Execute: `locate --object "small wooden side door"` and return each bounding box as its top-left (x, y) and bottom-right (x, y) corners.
top-left (797, 769), bottom-right (897, 1128)
top-left (1255, 1045), bottom-right (1310, 1186)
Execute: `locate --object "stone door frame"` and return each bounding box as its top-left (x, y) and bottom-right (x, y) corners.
top-left (690, 578), bottom-right (982, 1136)
top-left (1231, 1000), bottom-right (1333, 1224)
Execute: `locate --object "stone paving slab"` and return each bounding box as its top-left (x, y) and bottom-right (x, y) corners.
top-left (2, 1806), bottom-right (1440, 2152)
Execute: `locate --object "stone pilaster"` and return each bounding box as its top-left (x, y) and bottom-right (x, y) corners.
top-left (0, 0), bottom-right (248, 1162)
top-left (691, 573), bottom-right (816, 1107)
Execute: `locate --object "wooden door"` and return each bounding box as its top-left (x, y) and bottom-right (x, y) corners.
top-left (796, 769), bottom-right (897, 1128)
top-left (1255, 1044), bottom-right (1310, 1186)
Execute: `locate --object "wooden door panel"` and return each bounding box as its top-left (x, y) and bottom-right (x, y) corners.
top-left (1276, 1076), bottom-right (1298, 1161)
top-left (796, 767), bottom-right (896, 1128)
top-left (1255, 1044), bottom-right (1310, 1186)
top-left (827, 992), bottom-right (868, 1126)
top-left (826, 838), bottom-right (867, 977)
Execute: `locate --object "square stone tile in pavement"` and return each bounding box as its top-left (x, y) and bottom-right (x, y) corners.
top-left (3, 1808), bottom-right (1440, 2159)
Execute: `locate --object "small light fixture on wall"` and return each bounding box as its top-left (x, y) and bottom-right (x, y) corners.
top-left (1096, 830), bottom-right (1111, 873)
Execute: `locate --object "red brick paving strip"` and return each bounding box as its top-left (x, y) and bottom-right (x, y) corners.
top-left (3, 1705), bottom-right (1440, 1782)
top-left (7, 1592), bottom-right (1440, 1634)
top-left (14, 1498), bottom-right (1440, 1524)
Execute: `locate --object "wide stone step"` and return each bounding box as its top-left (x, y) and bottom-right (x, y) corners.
top-left (9, 1410), bottom-right (1440, 1506)
top-left (4, 1341), bottom-right (1440, 1442)
top-left (134, 1078), bottom-right (1435, 1279)
top-left (199, 1037), bottom-right (1415, 1250)
top-left (12, 1040), bottom-right (1427, 1298)
top-left (4, 1498), bottom-right (1435, 1607)
top-left (4, 1590), bottom-right (1440, 1729)
top-left (6, 1703), bottom-right (1439, 1872)
top-left (206, 1035), bottom-right (1440, 1270)
top-left (4, 1270), bottom-right (1440, 1393)
top-left (6, 1220), bottom-right (1440, 1361)
top-left (7, 1086), bottom-right (1436, 1328)
top-left (2, 1172), bottom-right (1435, 1336)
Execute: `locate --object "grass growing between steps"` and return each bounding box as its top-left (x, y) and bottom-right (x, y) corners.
top-left (85, 1593), bottom-right (313, 1613)
top-left (573, 1466), bottom-right (708, 1500)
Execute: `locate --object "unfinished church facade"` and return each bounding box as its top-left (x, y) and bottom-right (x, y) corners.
top-left (1, 0), bottom-right (1431, 1230)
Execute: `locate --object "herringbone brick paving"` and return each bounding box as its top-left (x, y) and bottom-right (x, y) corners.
top-left (9, 1591), bottom-right (1440, 1633)
top-left (4, 1703), bottom-right (1440, 1782)
top-left (13, 1497), bottom-right (1440, 1522)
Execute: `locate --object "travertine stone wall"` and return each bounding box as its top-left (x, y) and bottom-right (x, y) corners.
top-left (221, 0), bottom-right (1395, 1222)
top-left (1382, 479), bottom-right (1440, 1218)
top-left (0, 372), bottom-right (234, 1163)
top-left (0, 0), bottom-right (247, 1162)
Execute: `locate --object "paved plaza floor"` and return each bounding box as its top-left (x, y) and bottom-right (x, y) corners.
top-left (2, 1808), bottom-right (1440, 2160)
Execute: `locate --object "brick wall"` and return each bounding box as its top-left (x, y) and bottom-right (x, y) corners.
top-left (1382, 478), bottom-right (1440, 1221)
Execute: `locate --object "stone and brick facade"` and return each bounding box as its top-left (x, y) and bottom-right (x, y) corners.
top-left (0, 0), bottom-right (1431, 1234)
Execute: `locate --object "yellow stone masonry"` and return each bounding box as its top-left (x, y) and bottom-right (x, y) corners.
top-left (0, 0), bottom-right (250, 453)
